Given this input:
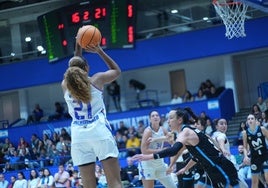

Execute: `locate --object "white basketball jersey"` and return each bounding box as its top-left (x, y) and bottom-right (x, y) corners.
top-left (148, 126), bottom-right (165, 150)
top-left (212, 131), bottom-right (231, 156)
top-left (64, 84), bottom-right (106, 121)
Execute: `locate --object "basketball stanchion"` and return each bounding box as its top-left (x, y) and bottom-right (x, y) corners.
top-left (212, 0), bottom-right (248, 39)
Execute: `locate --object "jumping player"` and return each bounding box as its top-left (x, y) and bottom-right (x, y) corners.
top-left (61, 40), bottom-right (122, 188)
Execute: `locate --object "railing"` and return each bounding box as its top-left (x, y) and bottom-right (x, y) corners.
top-left (138, 90), bottom-right (159, 108)
top-left (124, 89), bottom-right (159, 110)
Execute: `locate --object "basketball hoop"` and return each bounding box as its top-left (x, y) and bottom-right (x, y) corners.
top-left (212, 0), bottom-right (248, 39)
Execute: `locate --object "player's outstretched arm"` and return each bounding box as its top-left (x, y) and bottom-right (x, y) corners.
top-left (147, 136), bottom-right (168, 143)
top-left (131, 153), bottom-right (154, 161)
top-left (132, 141), bottom-right (184, 162)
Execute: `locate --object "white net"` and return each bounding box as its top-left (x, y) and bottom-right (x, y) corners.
top-left (213, 0), bottom-right (248, 39)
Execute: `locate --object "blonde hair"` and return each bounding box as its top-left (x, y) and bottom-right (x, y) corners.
top-left (64, 67), bottom-right (91, 103)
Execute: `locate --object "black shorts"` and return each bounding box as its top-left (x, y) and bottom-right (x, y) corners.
top-left (251, 155), bottom-right (268, 174)
top-left (205, 156), bottom-right (239, 188)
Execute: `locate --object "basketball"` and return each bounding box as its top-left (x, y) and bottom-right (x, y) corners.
top-left (76, 25), bottom-right (102, 48)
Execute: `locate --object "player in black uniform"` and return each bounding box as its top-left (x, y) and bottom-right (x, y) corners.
top-left (191, 115), bottom-right (213, 188)
top-left (242, 114), bottom-right (268, 188)
top-left (132, 108), bottom-right (240, 188)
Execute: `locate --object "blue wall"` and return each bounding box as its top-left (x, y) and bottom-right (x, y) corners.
top-left (2, 89), bottom-right (234, 145)
top-left (1, 17), bottom-right (268, 92)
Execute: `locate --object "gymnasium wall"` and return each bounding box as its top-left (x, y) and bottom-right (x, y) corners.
top-left (0, 89), bottom-right (235, 145)
top-left (0, 17), bottom-right (268, 123)
top-left (0, 17), bottom-right (268, 92)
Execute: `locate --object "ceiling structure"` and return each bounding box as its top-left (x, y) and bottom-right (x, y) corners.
top-left (0, 0), bottom-right (267, 33)
top-left (0, 0), bottom-right (267, 62)
top-left (135, 0), bottom-right (268, 39)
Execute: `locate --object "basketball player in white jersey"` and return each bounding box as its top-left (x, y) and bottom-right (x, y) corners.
top-left (61, 40), bottom-right (122, 188)
top-left (138, 110), bottom-right (177, 188)
top-left (211, 118), bottom-right (236, 163)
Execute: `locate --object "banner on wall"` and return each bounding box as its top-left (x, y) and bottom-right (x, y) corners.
top-left (207, 100), bottom-right (219, 110)
top-left (110, 115), bottom-right (149, 130)
top-left (0, 129), bottom-right (8, 138)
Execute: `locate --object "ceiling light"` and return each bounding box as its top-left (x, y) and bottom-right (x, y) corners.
top-left (171, 9), bottom-right (178, 14)
top-left (203, 17), bottom-right (209, 21)
top-left (25, 37), bottom-right (31, 42)
top-left (37, 46), bottom-right (44, 52)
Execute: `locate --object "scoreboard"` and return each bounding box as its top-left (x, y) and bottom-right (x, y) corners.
top-left (38, 0), bottom-right (136, 62)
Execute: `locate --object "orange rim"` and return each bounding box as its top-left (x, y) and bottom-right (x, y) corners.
top-left (212, 0), bottom-right (242, 5)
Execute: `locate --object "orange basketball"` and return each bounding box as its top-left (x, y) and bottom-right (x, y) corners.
top-left (76, 25), bottom-right (102, 48)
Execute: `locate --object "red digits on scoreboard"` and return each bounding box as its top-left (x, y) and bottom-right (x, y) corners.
top-left (95, 8), bottom-right (106, 19)
top-left (62, 40), bottom-right (67, 46)
top-left (58, 24), bottom-right (64, 30)
top-left (72, 12), bottom-right (80, 23)
top-left (83, 11), bottom-right (90, 21)
top-left (71, 8), bottom-right (106, 24)
top-left (128, 26), bottom-right (134, 43)
top-left (101, 37), bottom-right (106, 46)
top-left (128, 5), bottom-right (133, 18)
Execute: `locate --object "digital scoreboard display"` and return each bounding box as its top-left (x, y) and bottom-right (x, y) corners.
top-left (37, 0), bottom-right (136, 62)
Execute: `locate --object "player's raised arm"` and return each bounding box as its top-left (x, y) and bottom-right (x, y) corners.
top-left (74, 40), bottom-right (82, 57)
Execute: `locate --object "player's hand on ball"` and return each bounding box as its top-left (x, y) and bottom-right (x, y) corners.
top-left (84, 44), bottom-right (100, 53)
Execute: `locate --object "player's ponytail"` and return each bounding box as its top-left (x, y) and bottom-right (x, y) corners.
top-left (184, 107), bottom-right (199, 124)
top-left (175, 107), bottom-right (199, 125)
top-left (64, 67), bottom-right (91, 103)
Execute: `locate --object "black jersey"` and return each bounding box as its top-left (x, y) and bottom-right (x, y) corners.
top-left (182, 126), bottom-right (239, 188)
top-left (246, 126), bottom-right (268, 158)
top-left (183, 126), bottom-right (221, 168)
